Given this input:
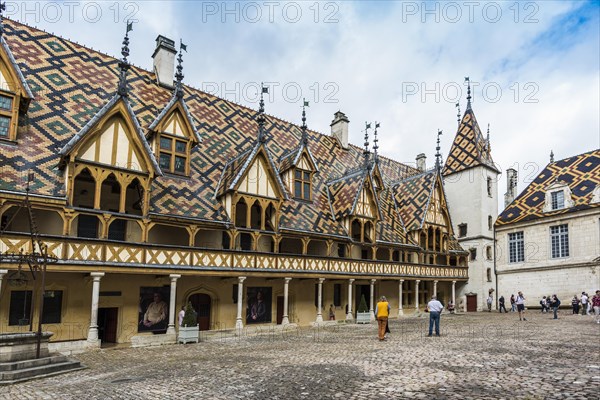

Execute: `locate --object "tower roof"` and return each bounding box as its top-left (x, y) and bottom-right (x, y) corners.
top-left (442, 107), bottom-right (499, 176)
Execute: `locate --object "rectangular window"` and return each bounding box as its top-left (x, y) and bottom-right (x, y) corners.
top-left (486, 246), bottom-right (493, 260)
top-left (294, 168), bottom-right (311, 201)
top-left (160, 137), bottom-right (172, 150)
top-left (486, 268), bottom-right (492, 282)
top-left (333, 284), bottom-right (341, 307)
top-left (550, 224), bottom-right (569, 258)
top-left (508, 231), bottom-right (524, 263)
top-left (159, 153), bottom-right (171, 170)
top-left (0, 115), bottom-right (10, 138)
top-left (458, 223), bottom-right (467, 238)
top-left (551, 191), bottom-right (564, 210)
top-left (77, 214), bottom-right (98, 238)
top-left (487, 177), bottom-right (492, 197)
top-left (0, 95), bottom-right (12, 110)
top-left (469, 248), bottom-right (477, 261)
top-left (9, 290), bottom-right (63, 325)
top-left (158, 134), bottom-right (189, 174)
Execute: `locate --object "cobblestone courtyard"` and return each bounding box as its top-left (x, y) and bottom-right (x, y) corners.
top-left (3, 312), bottom-right (599, 400)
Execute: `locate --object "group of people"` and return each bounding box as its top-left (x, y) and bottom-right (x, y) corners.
top-left (538, 295), bottom-right (562, 319)
top-left (571, 291), bottom-right (600, 323)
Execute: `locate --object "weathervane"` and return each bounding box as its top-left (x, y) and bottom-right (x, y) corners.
top-left (175, 39), bottom-right (187, 99)
top-left (363, 122), bottom-right (371, 162)
top-left (257, 83), bottom-right (269, 143)
top-left (373, 122), bottom-right (380, 162)
top-left (435, 129), bottom-right (443, 169)
top-left (117, 21), bottom-right (134, 97)
top-left (464, 76), bottom-right (472, 109)
top-left (455, 102), bottom-right (461, 127)
top-left (301, 98), bottom-right (309, 144)
top-left (550, 150), bottom-right (554, 163)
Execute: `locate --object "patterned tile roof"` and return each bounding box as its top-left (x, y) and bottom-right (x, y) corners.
top-left (148, 93), bottom-right (202, 143)
top-left (278, 140), bottom-right (319, 174)
top-left (497, 149), bottom-right (600, 226)
top-left (392, 171), bottom-right (436, 231)
top-left (442, 107), bottom-right (499, 176)
top-left (377, 186), bottom-right (410, 245)
top-left (327, 170), bottom-right (366, 220)
top-left (0, 19), bottom-right (431, 243)
top-left (0, 36), bottom-right (34, 99)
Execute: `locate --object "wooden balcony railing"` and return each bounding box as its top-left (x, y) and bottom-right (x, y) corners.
top-left (0, 233), bottom-right (468, 279)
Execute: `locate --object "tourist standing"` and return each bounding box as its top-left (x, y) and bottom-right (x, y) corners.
top-left (571, 295), bottom-right (580, 315)
top-left (581, 292), bottom-right (589, 315)
top-left (551, 295), bottom-right (561, 319)
top-left (178, 305), bottom-right (185, 327)
top-left (510, 294), bottom-right (516, 312)
top-left (540, 296), bottom-right (547, 313)
top-left (374, 296), bottom-right (390, 341)
top-left (516, 291), bottom-right (526, 321)
top-left (427, 295), bottom-right (444, 337)
top-left (486, 294), bottom-right (493, 312)
top-left (328, 304), bottom-right (336, 321)
top-left (592, 290), bottom-right (600, 324)
top-left (499, 296), bottom-right (507, 313)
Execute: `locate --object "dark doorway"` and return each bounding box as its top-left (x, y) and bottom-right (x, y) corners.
top-left (355, 284), bottom-right (371, 316)
top-left (189, 293), bottom-right (211, 331)
top-left (466, 294), bottom-right (477, 312)
top-left (98, 307), bottom-right (118, 343)
top-left (276, 296), bottom-right (284, 324)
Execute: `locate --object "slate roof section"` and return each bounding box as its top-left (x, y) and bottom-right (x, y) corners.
top-left (1, 36), bottom-right (34, 99)
top-left (442, 107), bottom-right (499, 176)
top-left (497, 149), bottom-right (600, 226)
top-left (278, 140), bottom-right (319, 174)
top-left (327, 169), bottom-right (367, 220)
top-left (392, 171), bottom-right (436, 231)
top-left (147, 93), bottom-right (202, 143)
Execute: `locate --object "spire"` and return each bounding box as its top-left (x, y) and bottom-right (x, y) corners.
top-left (0, 1), bottom-right (6, 38)
top-left (455, 102), bottom-right (461, 127)
top-left (117, 21), bottom-right (134, 97)
top-left (174, 40), bottom-right (187, 99)
top-left (363, 122), bottom-right (371, 165)
top-left (464, 76), bottom-right (472, 110)
top-left (435, 129), bottom-right (443, 170)
top-left (300, 98), bottom-right (309, 145)
top-left (486, 123), bottom-right (491, 153)
top-left (257, 83), bottom-right (268, 143)
top-left (373, 122), bottom-right (380, 163)
top-left (550, 150), bottom-right (554, 163)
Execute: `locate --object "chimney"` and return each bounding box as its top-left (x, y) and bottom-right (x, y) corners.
top-left (416, 153), bottom-right (427, 171)
top-left (152, 35), bottom-right (177, 88)
top-left (330, 111), bottom-right (349, 149)
top-left (504, 168), bottom-right (518, 207)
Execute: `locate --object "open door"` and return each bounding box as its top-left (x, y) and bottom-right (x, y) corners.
top-left (189, 293), bottom-right (211, 331)
top-left (98, 307), bottom-right (118, 343)
top-left (276, 296), bottom-right (284, 324)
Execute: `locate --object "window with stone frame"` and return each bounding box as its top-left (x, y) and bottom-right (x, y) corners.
top-left (486, 245), bottom-right (493, 260)
top-left (487, 177), bottom-right (492, 197)
top-left (458, 223), bottom-right (467, 238)
top-left (551, 190), bottom-right (565, 210)
top-left (488, 216), bottom-right (493, 230)
top-left (159, 134), bottom-right (189, 175)
top-left (508, 231), bottom-right (524, 263)
top-left (469, 248), bottom-right (477, 261)
top-left (294, 168), bottom-right (312, 201)
top-left (486, 268), bottom-right (492, 282)
top-left (550, 224), bottom-right (569, 258)
top-left (0, 93), bottom-right (15, 139)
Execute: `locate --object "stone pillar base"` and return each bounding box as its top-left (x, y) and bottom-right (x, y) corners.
top-left (398, 309), bottom-right (404, 316)
top-left (281, 317), bottom-right (290, 325)
top-left (85, 339), bottom-right (101, 349)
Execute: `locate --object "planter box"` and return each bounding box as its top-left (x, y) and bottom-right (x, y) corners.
top-left (178, 326), bottom-right (199, 344)
top-left (356, 312), bottom-right (371, 324)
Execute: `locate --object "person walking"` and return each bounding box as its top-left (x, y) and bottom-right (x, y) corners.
top-left (581, 292), bottom-right (588, 315)
top-left (374, 296), bottom-right (390, 341)
top-left (487, 294), bottom-right (493, 312)
top-left (510, 294), bottom-right (516, 312)
top-left (551, 295), bottom-right (561, 319)
top-left (516, 291), bottom-right (526, 321)
top-left (592, 290), bottom-right (600, 324)
top-left (499, 295), bottom-right (507, 313)
top-left (427, 295), bottom-right (444, 337)
top-left (571, 295), bottom-right (580, 315)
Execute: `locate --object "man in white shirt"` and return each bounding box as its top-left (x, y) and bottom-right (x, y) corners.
top-left (581, 292), bottom-right (588, 316)
top-left (427, 295), bottom-right (444, 337)
top-left (516, 291), bottom-right (526, 321)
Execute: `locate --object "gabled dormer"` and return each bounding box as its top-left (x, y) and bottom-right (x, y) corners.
top-left (147, 96), bottom-right (200, 176)
top-left (0, 34), bottom-right (34, 142)
top-left (543, 179), bottom-right (574, 212)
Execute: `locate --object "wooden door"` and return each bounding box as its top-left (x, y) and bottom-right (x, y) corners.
top-left (189, 293), bottom-right (211, 331)
top-left (276, 296), bottom-right (284, 324)
top-left (98, 307), bottom-right (118, 343)
top-left (466, 295), bottom-right (477, 312)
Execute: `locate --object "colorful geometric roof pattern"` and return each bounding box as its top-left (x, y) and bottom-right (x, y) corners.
top-left (442, 107), bottom-right (499, 176)
top-left (278, 140), bottom-right (319, 174)
top-left (0, 36), bottom-right (34, 99)
top-left (147, 93), bottom-right (202, 143)
top-left (327, 170), bottom-right (367, 220)
top-left (497, 149), bottom-right (600, 226)
top-left (0, 19), bottom-right (441, 244)
top-left (376, 186), bottom-right (409, 245)
top-left (392, 171), bottom-right (436, 231)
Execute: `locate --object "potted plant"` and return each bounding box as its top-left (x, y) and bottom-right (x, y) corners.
top-left (356, 294), bottom-right (371, 324)
top-left (178, 302), bottom-right (199, 344)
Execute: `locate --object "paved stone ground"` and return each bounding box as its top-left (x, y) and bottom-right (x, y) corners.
top-left (3, 311), bottom-right (599, 399)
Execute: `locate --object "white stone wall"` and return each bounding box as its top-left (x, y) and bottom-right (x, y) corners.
top-left (496, 210), bottom-right (600, 306)
top-left (444, 166), bottom-right (499, 310)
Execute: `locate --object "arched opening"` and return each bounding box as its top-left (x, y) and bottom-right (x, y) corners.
top-left (73, 213), bottom-right (99, 239)
top-left (235, 198), bottom-right (248, 228)
top-left (334, 243), bottom-right (347, 258)
top-left (147, 223), bottom-right (189, 246)
top-left (392, 250), bottom-right (400, 262)
top-left (188, 293), bottom-right (211, 331)
top-left (279, 237), bottom-right (303, 255)
top-left (442, 235), bottom-right (448, 252)
top-left (351, 219), bottom-right (362, 241)
top-left (307, 239), bottom-right (328, 257)
top-left (360, 246), bottom-right (373, 260)
top-left (264, 203), bottom-right (276, 231)
top-left (107, 218), bottom-right (128, 241)
top-left (427, 226), bottom-right (434, 250)
top-left (195, 229), bottom-right (226, 249)
top-left (435, 228), bottom-right (442, 252)
top-left (236, 232), bottom-right (254, 251)
top-left (125, 178), bottom-right (144, 216)
top-left (250, 201), bottom-right (262, 230)
top-left (435, 255), bottom-right (446, 265)
top-left (257, 235), bottom-right (275, 253)
top-left (72, 168), bottom-right (95, 208)
top-left (364, 221), bottom-right (374, 243)
top-left (376, 247), bottom-right (389, 261)
top-left (449, 256), bottom-right (457, 266)
top-left (0, 206), bottom-right (63, 236)
top-left (100, 173), bottom-right (120, 212)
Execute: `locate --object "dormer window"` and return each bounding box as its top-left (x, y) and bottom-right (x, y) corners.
top-left (159, 134), bottom-right (189, 174)
top-left (294, 168), bottom-right (311, 201)
top-left (551, 191), bottom-right (564, 210)
top-left (0, 93), bottom-right (15, 139)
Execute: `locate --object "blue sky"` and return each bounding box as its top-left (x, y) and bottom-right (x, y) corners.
top-left (6, 1), bottom-right (600, 209)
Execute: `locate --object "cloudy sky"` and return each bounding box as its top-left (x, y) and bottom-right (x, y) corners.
top-left (6, 1), bottom-right (599, 209)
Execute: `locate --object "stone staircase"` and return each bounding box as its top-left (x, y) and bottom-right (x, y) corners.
top-left (0, 354), bottom-right (85, 385)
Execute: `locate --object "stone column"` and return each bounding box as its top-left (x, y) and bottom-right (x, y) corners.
top-left (452, 280), bottom-right (456, 305)
top-left (369, 279), bottom-right (376, 321)
top-left (166, 274), bottom-right (181, 334)
top-left (433, 280), bottom-right (438, 297)
top-left (282, 277), bottom-right (292, 325)
top-left (415, 280), bottom-right (420, 311)
top-left (398, 279), bottom-right (404, 316)
top-left (0, 270), bottom-right (7, 297)
top-left (235, 277), bottom-right (246, 330)
top-left (316, 278), bottom-right (325, 323)
top-left (87, 272), bottom-right (105, 344)
top-left (346, 279), bottom-right (355, 320)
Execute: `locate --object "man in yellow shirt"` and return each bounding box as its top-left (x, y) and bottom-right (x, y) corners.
top-left (374, 296), bottom-right (390, 341)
